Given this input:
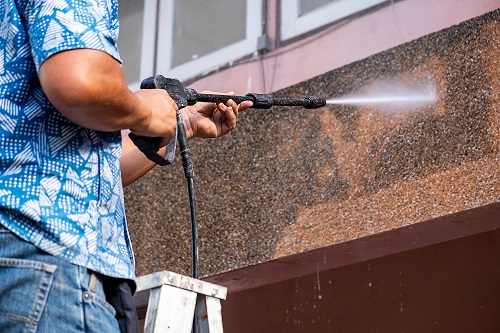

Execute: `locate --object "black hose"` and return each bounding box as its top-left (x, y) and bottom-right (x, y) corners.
top-left (187, 180), bottom-right (199, 333)
top-left (187, 177), bottom-right (199, 279)
top-left (175, 111), bottom-right (199, 279)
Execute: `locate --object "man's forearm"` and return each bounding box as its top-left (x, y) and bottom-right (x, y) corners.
top-left (120, 131), bottom-right (166, 187)
top-left (39, 49), bottom-right (151, 133)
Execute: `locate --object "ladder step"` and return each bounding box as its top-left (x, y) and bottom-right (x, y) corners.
top-left (134, 271), bottom-right (227, 333)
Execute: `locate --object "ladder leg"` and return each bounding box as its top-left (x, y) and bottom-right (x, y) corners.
top-left (194, 295), bottom-right (224, 333)
top-left (143, 285), bottom-right (197, 333)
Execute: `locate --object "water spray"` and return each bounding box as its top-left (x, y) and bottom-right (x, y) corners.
top-left (326, 93), bottom-right (436, 106)
top-left (326, 79), bottom-right (436, 111)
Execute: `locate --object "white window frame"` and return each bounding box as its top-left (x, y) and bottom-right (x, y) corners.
top-left (155, 0), bottom-right (263, 82)
top-left (126, 0), bottom-right (158, 90)
top-left (281, 0), bottom-right (388, 41)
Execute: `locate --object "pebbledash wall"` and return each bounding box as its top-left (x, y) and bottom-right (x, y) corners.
top-left (125, 8), bottom-right (500, 332)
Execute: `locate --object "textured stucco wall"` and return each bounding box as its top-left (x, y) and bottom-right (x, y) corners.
top-left (125, 10), bottom-right (500, 278)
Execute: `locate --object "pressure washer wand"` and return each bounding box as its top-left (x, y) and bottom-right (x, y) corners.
top-left (129, 75), bottom-right (326, 166)
top-left (185, 90), bottom-right (326, 109)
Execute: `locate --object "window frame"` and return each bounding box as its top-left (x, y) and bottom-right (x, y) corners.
top-left (280, 0), bottom-right (388, 41)
top-left (122, 0), bottom-right (158, 90)
top-left (154, 0), bottom-right (263, 82)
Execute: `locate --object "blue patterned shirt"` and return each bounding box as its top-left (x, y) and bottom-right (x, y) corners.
top-left (0, 0), bottom-right (135, 279)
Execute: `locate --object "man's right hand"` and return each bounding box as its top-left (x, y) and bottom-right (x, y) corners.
top-left (132, 89), bottom-right (178, 147)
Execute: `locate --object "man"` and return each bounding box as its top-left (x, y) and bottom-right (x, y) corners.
top-left (0, 1), bottom-right (252, 332)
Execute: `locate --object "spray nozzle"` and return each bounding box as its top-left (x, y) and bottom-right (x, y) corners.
top-left (304, 95), bottom-right (327, 109)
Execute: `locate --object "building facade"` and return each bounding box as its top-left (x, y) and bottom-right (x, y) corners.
top-left (121, 1), bottom-right (500, 332)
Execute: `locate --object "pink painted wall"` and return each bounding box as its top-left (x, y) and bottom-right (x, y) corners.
top-left (188, 0), bottom-right (499, 95)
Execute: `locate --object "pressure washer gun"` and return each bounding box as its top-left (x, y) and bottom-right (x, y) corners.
top-left (129, 74), bottom-right (326, 280)
top-left (129, 74), bottom-right (326, 165)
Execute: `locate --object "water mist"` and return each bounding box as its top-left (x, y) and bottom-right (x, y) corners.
top-left (326, 78), bottom-right (437, 112)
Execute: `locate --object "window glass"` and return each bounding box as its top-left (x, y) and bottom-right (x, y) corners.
top-left (281, 0), bottom-right (387, 41)
top-left (172, 0), bottom-right (247, 67)
top-left (118, 1), bottom-right (145, 85)
top-left (156, 0), bottom-right (262, 82)
top-left (300, 0), bottom-right (337, 16)
top-left (118, 0), bottom-right (261, 84)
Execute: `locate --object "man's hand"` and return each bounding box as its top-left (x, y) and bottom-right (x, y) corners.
top-left (182, 92), bottom-right (253, 139)
top-left (132, 89), bottom-right (178, 147)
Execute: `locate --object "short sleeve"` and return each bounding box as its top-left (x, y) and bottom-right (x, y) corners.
top-left (28, 0), bottom-right (121, 71)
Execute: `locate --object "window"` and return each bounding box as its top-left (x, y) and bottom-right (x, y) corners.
top-left (155, 0), bottom-right (263, 82)
top-left (118, 0), bottom-right (157, 90)
top-left (119, 0), bottom-right (262, 86)
top-left (281, 0), bottom-right (388, 41)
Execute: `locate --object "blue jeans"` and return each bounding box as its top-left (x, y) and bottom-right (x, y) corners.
top-left (0, 225), bottom-right (121, 333)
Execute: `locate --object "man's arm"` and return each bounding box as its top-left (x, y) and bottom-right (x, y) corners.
top-left (38, 48), bottom-right (178, 145)
top-left (120, 131), bottom-right (164, 187)
top-left (39, 48), bottom-right (253, 186)
top-left (39, 48), bottom-right (183, 185)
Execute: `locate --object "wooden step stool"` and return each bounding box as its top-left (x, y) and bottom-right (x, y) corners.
top-left (134, 271), bottom-right (227, 333)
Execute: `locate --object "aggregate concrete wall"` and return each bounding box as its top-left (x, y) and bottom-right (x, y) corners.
top-left (125, 9), bottom-right (500, 278)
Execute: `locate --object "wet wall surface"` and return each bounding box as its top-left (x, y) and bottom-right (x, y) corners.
top-left (125, 10), bottom-right (500, 278)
